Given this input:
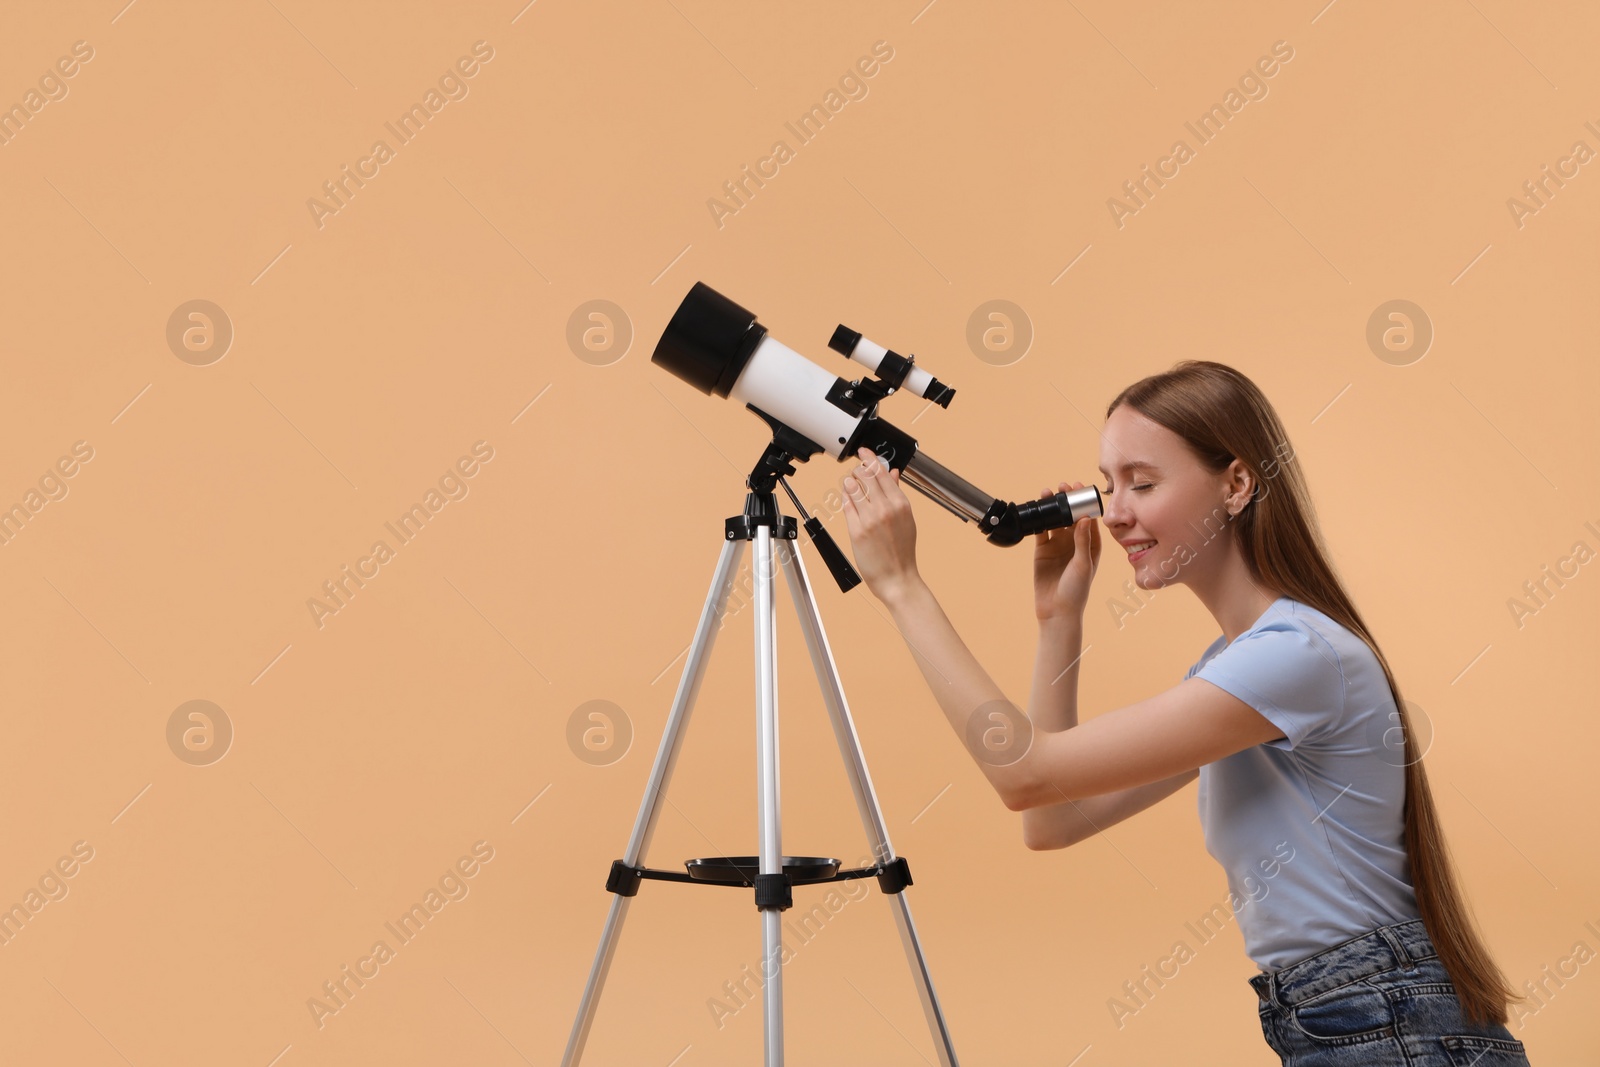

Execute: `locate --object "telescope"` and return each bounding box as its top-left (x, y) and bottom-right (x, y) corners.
top-left (651, 282), bottom-right (1102, 588)
top-left (561, 281), bottom-right (1102, 1061)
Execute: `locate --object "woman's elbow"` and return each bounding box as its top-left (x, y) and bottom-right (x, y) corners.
top-left (1020, 809), bottom-right (1079, 851)
top-left (1023, 824), bottom-right (1056, 851)
top-left (1005, 767), bottom-right (1078, 813)
top-left (1022, 823), bottom-right (1080, 851)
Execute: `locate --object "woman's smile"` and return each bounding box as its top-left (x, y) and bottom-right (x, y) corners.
top-left (1124, 539), bottom-right (1157, 560)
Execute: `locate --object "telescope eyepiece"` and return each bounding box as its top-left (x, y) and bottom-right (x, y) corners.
top-left (982, 485), bottom-right (1104, 546)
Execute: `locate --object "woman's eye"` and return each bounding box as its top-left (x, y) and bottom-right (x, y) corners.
top-left (1133, 483), bottom-right (1152, 491)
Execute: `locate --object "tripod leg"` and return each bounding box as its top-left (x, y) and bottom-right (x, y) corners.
top-left (561, 535), bottom-right (747, 1067)
top-left (777, 537), bottom-right (960, 1067)
top-left (753, 525), bottom-right (786, 1066)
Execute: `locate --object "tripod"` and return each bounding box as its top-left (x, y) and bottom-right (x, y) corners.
top-left (561, 431), bottom-right (960, 1066)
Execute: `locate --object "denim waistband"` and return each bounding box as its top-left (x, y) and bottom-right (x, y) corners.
top-left (1248, 918), bottom-right (1436, 1008)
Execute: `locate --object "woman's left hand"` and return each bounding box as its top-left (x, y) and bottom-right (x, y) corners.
top-left (840, 446), bottom-right (922, 604)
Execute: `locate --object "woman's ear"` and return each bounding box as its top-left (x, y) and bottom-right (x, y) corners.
top-left (1223, 459), bottom-right (1255, 517)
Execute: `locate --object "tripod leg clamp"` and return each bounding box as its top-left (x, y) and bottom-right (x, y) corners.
top-left (876, 856), bottom-right (914, 895)
top-left (754, 872), bottom-right (792, 911)
top-left (606, 859), bottom-right (643, 897)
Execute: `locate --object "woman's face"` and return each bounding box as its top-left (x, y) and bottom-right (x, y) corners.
top-left (1097, 404), bottom-right (1242, 590)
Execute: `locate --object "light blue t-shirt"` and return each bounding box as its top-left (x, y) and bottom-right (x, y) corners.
top-left (1185, 595), bottom-right (1421, 971)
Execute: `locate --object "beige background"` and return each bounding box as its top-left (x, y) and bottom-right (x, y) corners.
top-left (1, 1), bottom-right (1596, 1064)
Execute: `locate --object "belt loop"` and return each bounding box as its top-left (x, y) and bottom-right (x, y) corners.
top-left (1375, 923), bottom-right (1414, 972)
top-left (1265, 969), bottom-right (1286, 1009)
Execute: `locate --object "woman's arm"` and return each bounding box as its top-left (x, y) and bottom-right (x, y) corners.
top-left (881, 577), bottom-right (1284, 811)
top-left (878, 578), bottom-right (1037, 807)
top-left (1022, 768), bottom-right (1198, 851)
top-left (841, 448), bottom-right (1282, 812)
top-left (1029, 617), bottom-right (1085, 732)
top-left (1021, 616), bottom-right (1196, 848)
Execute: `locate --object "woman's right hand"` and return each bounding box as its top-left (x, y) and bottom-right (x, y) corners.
top-left (1033, 481), bottom-right (1101, 623)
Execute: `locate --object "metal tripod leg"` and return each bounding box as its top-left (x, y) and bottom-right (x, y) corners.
top-left (752, 524), bottom-right (785, 1064)
top-left (563, 513), bottom-right (960, 1065)
top-left (776, 536), bottom-right (961, 1066)
top-left (560, 534), bottom-right (746, 1067)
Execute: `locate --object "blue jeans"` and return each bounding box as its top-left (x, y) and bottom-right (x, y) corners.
top-left (1250, 918), bottom-right (1532, 1065)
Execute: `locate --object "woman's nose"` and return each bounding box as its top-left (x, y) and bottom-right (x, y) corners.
top-left (1100, 488), bottom-right (1131, 528)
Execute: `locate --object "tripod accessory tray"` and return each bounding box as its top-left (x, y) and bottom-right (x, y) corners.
top-left (604, 854), bottom-right (915, 911)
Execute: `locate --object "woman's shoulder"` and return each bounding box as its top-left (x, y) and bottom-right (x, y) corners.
top-left (1275, 597), bottom-right (1378, 669)
top-left (1248, 598), bottom-right (1398, 724)
top-left (1184, 595), bottom-right (1362, 682)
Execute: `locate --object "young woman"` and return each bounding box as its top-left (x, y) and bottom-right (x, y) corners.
top-left (838, 361), bottom-right (1531, 1065)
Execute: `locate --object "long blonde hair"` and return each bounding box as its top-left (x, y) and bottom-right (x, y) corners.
top-left (1108, 360), bottom-right (1520, 1027)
